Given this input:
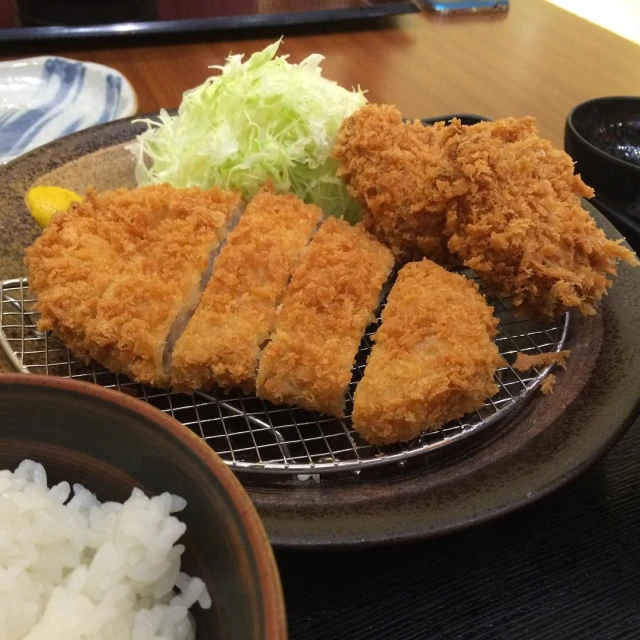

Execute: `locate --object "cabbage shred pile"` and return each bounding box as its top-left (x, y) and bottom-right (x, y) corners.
top-left (131, 41), bottom-right (367, 221)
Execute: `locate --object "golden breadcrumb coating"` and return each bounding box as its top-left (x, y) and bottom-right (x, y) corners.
top-left (24, 186), bottom-right (191, 359)
top-left (334, 106), bottom-right (637, 316)
top-left (352, 260), bottom-right (502, 445)
top-left (256, 218), bottom-right (394, 417)
top-left (25, 200), bottom-right (125, 362)
top-left (442, 117), bottom-right (639, 316)
top-left (541, 374), bottom-right (557, 395)
top-left (513, 349), bottom-right (570, 372)
top-left (333, 104), bottom-right (465, 264)
top-left (172, 187), bottom-right (322, 393)
top-left (26, 185), bottom-right (242, 386)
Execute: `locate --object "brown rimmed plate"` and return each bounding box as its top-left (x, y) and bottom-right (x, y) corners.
top-left (0, 114), bottom-right (638, 548)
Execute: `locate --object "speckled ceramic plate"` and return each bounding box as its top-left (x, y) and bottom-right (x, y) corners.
top-left (0, 114), bottom-right (639, 548)
top-left (0, 56), bottom-right (137, 164)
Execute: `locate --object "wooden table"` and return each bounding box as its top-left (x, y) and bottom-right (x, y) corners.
top-left (2, 0), bottom-right (640, 147)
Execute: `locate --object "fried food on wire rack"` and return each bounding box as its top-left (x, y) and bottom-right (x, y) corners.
top-left (334, 105), bottom-right (638, 317)
top-left (333, 103), bottom-right (465, 265)
top-left (25, 185), bottom-right (243, 386)
top-left (352, 259), bottom-right (502, 445)
top-left (256, 217), bottom-right (394, 417)
top-left (442, 116), bottom-right (639, 317)
top-left (171, 187), bottom-right (322, 393)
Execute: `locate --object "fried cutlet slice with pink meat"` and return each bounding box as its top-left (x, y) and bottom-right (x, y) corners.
top-left (352, 260), bottom-right (502, 445)
top-left (171, 187), bottom-right (322, 393)
top-left (26, 185), bottom-right (243, 387)
top-left (256, 217), bottom-right (394, 417)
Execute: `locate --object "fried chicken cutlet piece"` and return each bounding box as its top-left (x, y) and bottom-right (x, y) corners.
top-left (333, 104), bottom-right (465, 264)
top-left (256, 218), bottom-right (394, 417)
top-left (26, 185), bottom-right (243, 386)
top-left (352, 260), bottom-right (502, 445)
top-left (442, 117), bottom-right (639, 317)
top-left (171, 188), bottom-right (322, 393)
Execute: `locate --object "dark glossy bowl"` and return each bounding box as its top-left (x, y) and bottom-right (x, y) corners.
top-left (0, 373), bottom-right (286, 640)
top-left (565, 96), bottom-right (640, 210)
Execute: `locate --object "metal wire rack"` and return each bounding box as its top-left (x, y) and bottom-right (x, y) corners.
top-left (0, 275), bottom-right (569, 475)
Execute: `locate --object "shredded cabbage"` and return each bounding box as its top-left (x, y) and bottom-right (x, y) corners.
top-left (129, 40), bottom-right (367, 221)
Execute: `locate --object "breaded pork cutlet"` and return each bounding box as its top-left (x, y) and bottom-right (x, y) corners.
top-left (442, 117), bottom-right (639, 316)
top-left (26, 185), bottom-right (243, 386)
top-left (171, 187), bottom-right (322, 393)
top-left (332, 104), bottom-right (465, 264)
top-left (87, 186), bottom-right (243, 386)
top-left (352, 260), bottom-right (502, 445)
top-left (25, 190), bottom-right (133, 363)
top-left (256, 218), bottom-right (394, 417)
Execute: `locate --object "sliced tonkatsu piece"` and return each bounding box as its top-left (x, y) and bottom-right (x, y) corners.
top-left (25, 191), bottom-right (129, 363)
top-left (86, 186), bottom-right (243, 387)
top-left (256, 218), bottom-right (394, 417)
top-left (26, 185), bottom-right (243, 387)
top-left (352, 260), bottom-right (503, 445)
top-left (26, 185), bottom-right (197, 362)
top-left (171, 187), bottom-right (322, 393)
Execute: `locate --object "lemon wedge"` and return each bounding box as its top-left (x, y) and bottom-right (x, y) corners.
top-left (26, 186), bottom-right (83, 228)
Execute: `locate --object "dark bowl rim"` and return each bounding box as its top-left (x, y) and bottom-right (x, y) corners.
top-left (0, 372), bottom-right (287, 640)
top-left (566, 95), bottom-right (640, 174)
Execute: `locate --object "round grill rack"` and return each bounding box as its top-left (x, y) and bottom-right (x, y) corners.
top-left (0, 273), bottom-right (569, 475)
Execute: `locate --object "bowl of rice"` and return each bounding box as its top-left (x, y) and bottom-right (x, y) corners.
top-left (0, 373), bottom-right (286, 640)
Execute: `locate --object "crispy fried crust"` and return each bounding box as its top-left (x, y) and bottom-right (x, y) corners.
top-left (442, 117), bottom-right (639, 317)
top-left (513, 350), bottom-right (570, 372)
top-left (171, 188), bottom-right (322, 393)
top-left (25, 185), bottom-right (242, 386)
top-left (256, 218), bottom-right (394, 417)
top-left (352, 260), bottom-right (502, 445)
top-left (333, 104), bottom-right (465, 264)
top-left (335, 106), bottom-right (638, 317)
top-left (541, 374), bottom-right (557, 395)
top-left (25, 187), bottom-right (159, 361)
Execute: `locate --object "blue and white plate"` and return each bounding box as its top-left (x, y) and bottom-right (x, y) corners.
top-left (0, 56), bottom-right (137, 164)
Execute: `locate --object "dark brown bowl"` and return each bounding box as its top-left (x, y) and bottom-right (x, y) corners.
top-left (0, 373), bottom-right (286, 640)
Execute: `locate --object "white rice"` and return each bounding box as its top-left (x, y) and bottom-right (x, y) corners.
top-left (0, 460), bottom-right (212, 640)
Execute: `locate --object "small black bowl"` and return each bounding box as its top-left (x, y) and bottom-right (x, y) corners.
top-left (565, 96), bottom-right (640, 210)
